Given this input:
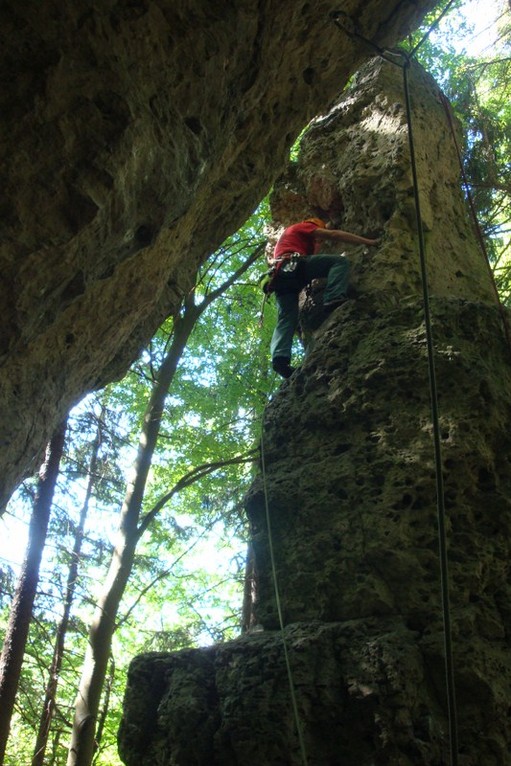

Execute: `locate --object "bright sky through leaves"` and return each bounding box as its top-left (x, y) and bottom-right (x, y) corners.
top-left (431, 0), bottom-right (508, 55)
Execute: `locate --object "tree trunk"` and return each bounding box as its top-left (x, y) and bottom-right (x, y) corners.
top-left (92, 655), bottom-right (115, 764)
top-left (67, 249), bottom-right (260, 766)
top-left (66, 315), bottom-right (195, 766)
top-left (0, 420), bottom-right (67, 764)
top-left (32, 409), bottom-right (105, 766)
top-left (118, 58), bottom-right (511, 766)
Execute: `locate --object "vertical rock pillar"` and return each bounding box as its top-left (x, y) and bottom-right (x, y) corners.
top-left (119, 58), bottom-right (511, 766)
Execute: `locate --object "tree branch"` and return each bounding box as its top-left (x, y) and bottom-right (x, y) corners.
top-left (137, 450), bottom-right (257, 538)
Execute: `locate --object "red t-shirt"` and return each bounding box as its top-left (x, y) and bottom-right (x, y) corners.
top-left (273, 221), bottom-right (320, 259)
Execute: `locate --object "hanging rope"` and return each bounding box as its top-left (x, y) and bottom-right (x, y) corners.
top-left (401, 54), bottom-right (459, 766)
top-left (329, 9), bottom-right (466, 765)
top-left (257, 7), bottom-right (502, 765)
top-left (260, 417), bottom-right (309, 766)
top-left (409, 0), bottom-right (458, 58)
top-left (331, 0), bottom-right (458, 63)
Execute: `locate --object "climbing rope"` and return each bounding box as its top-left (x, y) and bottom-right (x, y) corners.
top-left (257, 7), bottom-right (502, 764)
top-left (331, 0), bottom-right (458, 62)
top-left (329, 8), bottom-right (468, 765)
top-left (409, 0), bottom-right (458, 58)
top-left (401, 54), bottom-right (459, 766)
top-left (260, 418), bottom-right (309, 766)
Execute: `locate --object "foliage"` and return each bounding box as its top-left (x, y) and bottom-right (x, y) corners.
top-left (409, 0), bottom-right (511, 301)
top-left (0, 198), bottom-right (278, 765)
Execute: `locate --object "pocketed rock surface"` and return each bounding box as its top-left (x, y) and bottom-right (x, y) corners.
top-left (118, 58), bottom-right (511, 766)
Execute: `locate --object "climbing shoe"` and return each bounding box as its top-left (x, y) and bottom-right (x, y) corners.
top-left (324, 286), bottom-right (357, 310)
top-left (272, 356), bottom-right (295, 379)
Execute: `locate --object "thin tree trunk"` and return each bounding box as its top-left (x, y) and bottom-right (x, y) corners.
top-left (0, 419), bottom-right (67, 765)
top-left (66, 309), bottom-right (201, 766)
top-left (67, 248), bottom-right (263, 766)
top-left (49, 726), bottom-right (62, 766)
top-left (92, 655), bottom-right (115, 765)
top-left (32, 409), bottom-right (105, 766)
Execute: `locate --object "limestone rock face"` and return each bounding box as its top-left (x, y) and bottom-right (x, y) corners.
top-left (119, 58), bottom-right (511, 765)
top-left (119, 620), bottom-right (449, 766)
top-left (0, 0), bottom-right (436, 507)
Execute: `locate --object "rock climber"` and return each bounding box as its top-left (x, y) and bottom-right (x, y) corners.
top-left (268, 217), bottom-right (379, 378)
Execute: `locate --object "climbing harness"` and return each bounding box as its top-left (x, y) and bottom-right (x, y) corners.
top-left (259, 252), bottom-right (303, 325)
top-left (260, 253), bottom-right (301, 295)
top-left (278, 253), bottom-right (301, 273)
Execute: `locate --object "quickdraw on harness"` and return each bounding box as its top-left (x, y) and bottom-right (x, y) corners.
top-left (259, 252), bottom-right (302, 324)
top-left (259, 252), bottom-right (302, 295)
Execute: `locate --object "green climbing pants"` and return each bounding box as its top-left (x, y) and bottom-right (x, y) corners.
top-left (270, 253), bottom-right (350, 362)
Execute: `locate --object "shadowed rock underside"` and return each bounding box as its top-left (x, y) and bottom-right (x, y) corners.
top-left (0, 0), bottom-right (437, 507)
